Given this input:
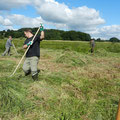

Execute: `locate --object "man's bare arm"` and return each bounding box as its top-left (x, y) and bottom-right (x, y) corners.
top-left (23, 44), bottom-right (28, 49)
top-left (40, 31), bottom-right (45, 40)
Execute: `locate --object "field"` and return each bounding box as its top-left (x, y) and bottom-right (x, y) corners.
top-left (0, 38), bottom-right (120, 120)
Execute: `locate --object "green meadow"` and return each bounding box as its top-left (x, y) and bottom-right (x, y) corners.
top-left (0, 38), bottom-right (120, 120)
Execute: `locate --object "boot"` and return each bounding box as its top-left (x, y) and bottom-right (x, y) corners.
top-left (32, 73), bottom-right (38, 81)
top-left (37, 69), bottom-right (40, 74)
top-left (25, 70), bottom-right (31, 76)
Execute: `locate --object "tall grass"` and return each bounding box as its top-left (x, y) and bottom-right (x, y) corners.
top-left (0, 76), bottom-right (33, 119)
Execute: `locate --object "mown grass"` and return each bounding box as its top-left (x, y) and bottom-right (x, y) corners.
top-left (1, 38), bottom-right (120, 53)
top-left (0, 39), bottom-right (120, 120)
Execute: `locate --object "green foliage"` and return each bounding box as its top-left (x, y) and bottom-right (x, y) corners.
top-left (45, 29), bottom-right (63, 40)
top-left (61, 31), bottom-right (91, 41)
top-left (0, 28), bottom-right (91, 41)
top-left (109, 37), bottom-right (120, 42)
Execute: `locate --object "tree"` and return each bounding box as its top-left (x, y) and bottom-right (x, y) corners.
top-left (96, 38), bottom-right (101, 42)
top-left (109, 37), bottom-right (120, 42)
top-left (61, 31), bottom-right (91, 41)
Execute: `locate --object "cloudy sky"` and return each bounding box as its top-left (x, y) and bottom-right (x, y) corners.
top-left (0, 0), bottom-right (120, 39)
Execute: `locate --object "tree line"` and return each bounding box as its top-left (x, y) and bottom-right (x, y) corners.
top-left (0, 28), bottom-right (91, 41)
top-left (96, 37), bottom-right (120, 42)
top-left (0, 28), bottom-right (120, 42)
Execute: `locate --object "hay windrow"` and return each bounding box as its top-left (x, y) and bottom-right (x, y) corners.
top-left (56, 50), bottom-right (92, 66)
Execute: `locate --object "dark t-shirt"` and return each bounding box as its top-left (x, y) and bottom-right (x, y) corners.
top-left (24, 34), bottom-right (42, 57)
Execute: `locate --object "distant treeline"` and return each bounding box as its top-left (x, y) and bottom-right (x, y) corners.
top-left (96, 37), bottom-right (120, 42)
top-left (0, 28), bottom-right (91, 41)
top-left (0, 28), bottom-right (120, 42)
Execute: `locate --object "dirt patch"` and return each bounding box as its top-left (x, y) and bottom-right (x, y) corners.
top-left (114, 63), bottom-right (120, 69)
top-left (0, 57), bottom-right (21, 64)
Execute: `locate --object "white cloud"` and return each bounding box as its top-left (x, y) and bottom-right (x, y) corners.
top-left (4, 26), bottom-right (14, 30)
top-left (33, 0), bottom-right (105, 32)
top-left (0, 15), bottom-right (13, 30)
top-left (0, 16), bottom-right (4, 23)
top-left (3, 19), bottom-right (13, 26)
top-left (90, 25), bottom-right (120, 39)
top-left (5, 14), bottom-right (120, 40)
top-left (7, 14), bottom-right (44, 28)
top-left (0, 14), bottom-right (49, 30)
top-left (0, 0), bottom-right (31, 10)
top-left (0, 16), bottom-right (13, 26)
top-left (6, 14), bottom-right (68, 30)
top-left (0, 0), bottom-right (105, 32)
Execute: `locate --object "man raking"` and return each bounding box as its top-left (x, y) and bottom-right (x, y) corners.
top-left (90, 39), bottom-right (95, 54)
top-left (23, 24), bottom-right (44, 80)
top-left (2, 36), bottom-right (13, 56)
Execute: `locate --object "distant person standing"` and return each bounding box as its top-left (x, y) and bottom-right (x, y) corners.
top-left (90, 39), bottom-right (95, 54)
top-left (2, 36), bottom-right (12, 56)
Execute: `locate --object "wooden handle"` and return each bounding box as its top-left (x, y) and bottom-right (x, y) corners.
top-left (116, 99), bottom-right (120, 120)
top-left (12, 42), bottom-right (19, 55)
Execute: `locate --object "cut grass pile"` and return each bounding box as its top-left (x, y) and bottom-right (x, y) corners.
top-left (56, 50), bottom-right (92, 67)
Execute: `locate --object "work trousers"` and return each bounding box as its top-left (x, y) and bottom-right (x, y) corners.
top-left (23, 56), bottom-right (39, 76)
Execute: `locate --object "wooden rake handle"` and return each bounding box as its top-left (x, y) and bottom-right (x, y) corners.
top-left (116, 99), bottom-right (120, 120)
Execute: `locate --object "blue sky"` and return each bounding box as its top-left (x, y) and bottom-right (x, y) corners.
top-left (0, 0), bottom-right (120, 39)
top-left (81, 0), bottom-right (120, 25)
top-left (57, 0), bottom-right (120, 25)
top-left (11, 5), bottom-right (38, 18)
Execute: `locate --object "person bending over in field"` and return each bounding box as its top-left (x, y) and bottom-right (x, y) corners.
top-left (2, 36), bottom-right (13, 56)
top-left (90, 39), bottom-right (95, 54)
top-left (23, 25), bottom-right (44, 80)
